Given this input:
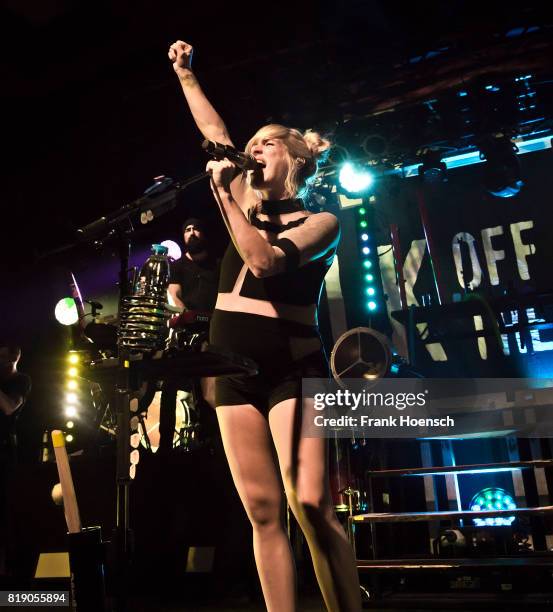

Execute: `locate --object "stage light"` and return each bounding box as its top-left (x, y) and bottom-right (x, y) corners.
top-left (160, 240), bottom-right (182, 261)
top-left (361, 233), bottom-right (369, 241)
top-left (470, 486), bottom-right (516, 526)
top-left (362, 246), bottom-right (371, 255)
top-left (366, 287), bottom-right (375, 296)
top-left (365, 274), bottom-right (374, 282)
top-left (367, 301), bottom-right (377, 311)
top-left (66, 421), bottom-right (74, 429)
top-left (359, 220), bottom-right (368, 229)
top-left (65, 392), bottom-right (78, 404)
top-left (338, 162), bottom-right (374, 195)
top-left (54, 298), bottom-right (79, 326)
top-left (65, 406), bottom-right (77, 418)
top-left (67, 367), bottom-right (78, 378)
top-left (479, 136), bottom-right (524, 198)
top-left (418, 149), bottom-right (447, 183)
top-left (66, 434), bottom-right (74, 443)
top-left (68, 353), bottom-right (79, 365)
top-left (67, 380), bottom-right (78, 391)
top-left (363, 260), bottom-right (372, 269)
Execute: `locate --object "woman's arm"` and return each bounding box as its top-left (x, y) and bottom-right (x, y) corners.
top-left (168, 40), bottom-right (233, 146)
top-left (168, 41), bottom-right (254, 212)
top-left (207, 160), bottom-right (339, 278)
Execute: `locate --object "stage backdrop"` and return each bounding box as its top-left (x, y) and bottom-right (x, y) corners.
top-left (329, 148), bottom-right (553, 377)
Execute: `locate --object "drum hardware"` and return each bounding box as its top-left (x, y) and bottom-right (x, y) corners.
top-left (338, 487), bottom-right (362, 516)
top-left (330, 327), bottom-right (393, 387)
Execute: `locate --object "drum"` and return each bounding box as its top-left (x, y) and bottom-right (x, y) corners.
top-left (137, 383), bottom-right (204, 453)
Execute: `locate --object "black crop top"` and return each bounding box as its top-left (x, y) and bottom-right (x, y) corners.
top-left (218, 200), bottom-right (335, 307)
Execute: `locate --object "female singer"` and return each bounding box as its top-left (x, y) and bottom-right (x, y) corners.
top-left (168, 40), bottom-right (361, 612)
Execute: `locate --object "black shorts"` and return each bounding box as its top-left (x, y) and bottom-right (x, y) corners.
top-left (209, 309), bottom-right (329, 412)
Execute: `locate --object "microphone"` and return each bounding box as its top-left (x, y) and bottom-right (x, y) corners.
top-left (202, 140), bottom-right (263, 171)
top-left (84, 300), bottom-right (104, 311)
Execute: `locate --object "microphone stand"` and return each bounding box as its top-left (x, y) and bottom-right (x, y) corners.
top-left (44, 169), bottom-right (211, 612)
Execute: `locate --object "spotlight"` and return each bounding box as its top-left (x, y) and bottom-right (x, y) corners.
top-left (66, 434), bottom-right (74, 443)
top-left (479, 136), bottom-right (524, 198)
top-left (66, 392), bottom-right (78, 403)
top-left (418, 149), bottom-right (447, 183)
top-left (160, 240), bottom-right (182, 261)
top-left (361, 233), bottom-right (369, 241)
top-left (67, 367), bottom-right (78, 378)
top-left (68, 353), bottom-right (79, 365)
top-left (67, 380), bottom-right (78, 391)
top-left (362, 247), bottom-right (371, 255)
top-left (367, 301), bottom-right (377, 311)
top-left (65, 406), bottom-right (77, 418)
top-left (66, 421), bottom-right (74, 429)
top-left (470, 486), bottom-right (516, 526)
top-left (338, 162), bottom-right (374, 195)
top-left (54, 298), bottom-right (79, 326)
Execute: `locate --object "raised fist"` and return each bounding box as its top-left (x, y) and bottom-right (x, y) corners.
top-left (168, 40), bottom-right (193, 74)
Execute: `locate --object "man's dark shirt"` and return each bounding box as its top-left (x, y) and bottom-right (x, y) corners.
top-left (169, 256), bottom-right (220, 312)
top-left (0, 372), bottom-right (31, 453)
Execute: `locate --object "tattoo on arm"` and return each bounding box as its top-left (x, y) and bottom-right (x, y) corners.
top-left (179, 72), bottom-right (198, 87)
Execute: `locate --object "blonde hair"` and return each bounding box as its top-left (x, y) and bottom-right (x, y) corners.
top-left (245, 124), bottom-right (331, 199)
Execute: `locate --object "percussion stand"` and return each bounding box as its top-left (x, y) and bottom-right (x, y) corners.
top-left (75, 170), bottom-right (211, 611)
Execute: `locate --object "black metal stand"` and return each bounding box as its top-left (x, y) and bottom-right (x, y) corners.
top-left (42, 169), bottom-right (212, 612)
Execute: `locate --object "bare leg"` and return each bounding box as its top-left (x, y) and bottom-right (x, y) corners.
top-left (269, 398), bottom-right (361, 612)
top-left (216, 404), bottom-right (297, 612)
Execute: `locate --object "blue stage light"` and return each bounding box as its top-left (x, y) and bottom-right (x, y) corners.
top-left (470, 487), bottom-right (516, 527)
top-left (339, 162), bottom-right (374, 194)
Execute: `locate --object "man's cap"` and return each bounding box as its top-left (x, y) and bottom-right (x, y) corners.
top-left (182, 217), bottom-right (207, 233)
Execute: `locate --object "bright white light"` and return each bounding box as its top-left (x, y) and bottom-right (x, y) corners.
top-left (54, 298), bottom-right (79, 326)
top-left (339, 163), bottom-right (374, 194)
top-left (68, 353), bottom-right (79, 365)
top-left (362, 246), bottom-right (371, 255)
top-left (67, 367), bottom-right (78, 378)
top-left (160, 240), bottom-right (182, 261)
top-left (66, 393), bottom-right (78, 403)
top-left (67, 380), bottom-right (78, 391)
top-left (65, 406), bottom-right (77, 417)
top-left (361, 233), bottom-right (369, 241)
top-left (66, 434), bottom-right (74, 443)
top-left (66, 421), bottom-right (74, 429)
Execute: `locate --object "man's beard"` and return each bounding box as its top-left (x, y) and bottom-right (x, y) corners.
top-left (186, 236), bottom-right (207, 255)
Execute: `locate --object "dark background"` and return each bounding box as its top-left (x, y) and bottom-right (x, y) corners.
top-left (1, 1), bottom-right (553, 600)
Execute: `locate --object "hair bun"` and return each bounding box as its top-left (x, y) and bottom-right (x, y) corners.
top-left (303, 129), bottom-right (331, 160)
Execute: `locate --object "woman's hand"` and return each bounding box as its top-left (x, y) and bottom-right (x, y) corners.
top-left (206, 159), bottom-right (236, 193)
top-left (168, 40), bottom-right (193, 75)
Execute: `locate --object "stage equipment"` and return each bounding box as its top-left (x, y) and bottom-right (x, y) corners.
top-left (159, 239), bottom-right (182, 260)
top-left (202, 139), bottom-right (263, 171)
top-left (330, 327), bottom-right (393, 385)
top-left (417, 148), bottom-right (447, 183)
top-left (54, 297), bottom-right (79, 326)
top-left (479, 135), bottom-right (524, 198)
top-left (470, 487), bottom-right (516, 526)
top-left (338, 162), bottom-right (374, 195)
top-left (51, 430), bottom-right (107, 612)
